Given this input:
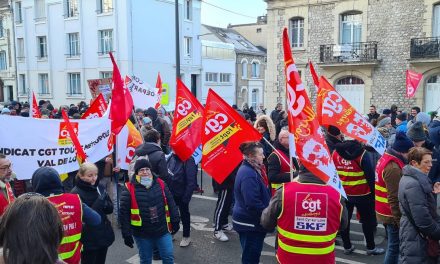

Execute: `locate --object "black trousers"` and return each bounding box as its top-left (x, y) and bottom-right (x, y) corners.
top-left (213, 188), bottom-right (234, 231)
top-left (341, 195), bottom-right (376, 250)
top-left (174, 195), bottom-right (191, 237)
top-left (81, 247), bottom-right (108, 264)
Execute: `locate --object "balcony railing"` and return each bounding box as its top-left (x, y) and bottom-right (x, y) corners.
top-left (320, 42), bottom-right (378, 64)
top-left (410, 37), bottom-right (440, 59)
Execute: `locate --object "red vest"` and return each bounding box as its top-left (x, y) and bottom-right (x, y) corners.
top-left (276, 182), bottom-right (343, 264)
top-left (375, 153), bottom-right (404, 217)
top-left (125, 178), bottom-right (172, 232)
top-left (48, 194), bottom-right (83, 264)
top-left (332, 150), bottom-right (371, 196)
top-left (269, 149), bottom-right (291, 196)
top-left (0, 182), bottom-right (15, 215)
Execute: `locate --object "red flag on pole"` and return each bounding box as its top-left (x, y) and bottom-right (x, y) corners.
top-left (309, 60), bottom-right (320, 88)
top-left (61, 110), bottom-right (87, 164)
top-left (202, 89), bottom-right (262, 184)
top-left (406, 70), bottom-right (423, 98)
top-left (154, 72), bottom-right (163, 109)
top-left (109, 52), bottom-right (134, 136)
top-left (81, 93), bottom-right (108, 119)
top-left (282, 28), bottom-right (345, 197)
top-left (317, 76), bottom-right (386, 155)
top-left (170, 79), bottom-right (204, 161)
top-left (32, 92), bottom-right (42, 118)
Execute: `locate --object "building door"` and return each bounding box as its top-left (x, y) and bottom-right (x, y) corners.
top-left (335, 76), bottom-right (365, 114)
top-left (426, 75), bottom-right (440, 112)
top-left (191, 74), bottom-right (197, 97)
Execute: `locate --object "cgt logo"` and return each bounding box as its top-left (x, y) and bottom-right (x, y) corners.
top-left (302, 197), bottom-right (322, 213)
top-left (58, 122), bottom-right (79, 145)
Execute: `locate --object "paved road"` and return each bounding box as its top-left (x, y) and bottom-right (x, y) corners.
top-left (107, 171), bottom-right (387, 264)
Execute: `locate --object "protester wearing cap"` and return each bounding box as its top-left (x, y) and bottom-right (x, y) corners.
top-left (1, 108), bottom-right (10, 115)
top-left (383, 109), bottom-right (392, 117)
top-left (325, 125), bottom-right (344, 153)
top-left (428, 118), bottom-right (440, 183)
top-left (119, 158), bottom-right (180, 264)
top-left (375, 132), bottom-right (414, 264)
top-left (407, 121), bottom-right (432, 149)
top-left (377, 116), bottom-right (396, 147)
top-left (407, 111), bottom-right (431, 130)
top-left (396, 112), bottom-right (408, 133)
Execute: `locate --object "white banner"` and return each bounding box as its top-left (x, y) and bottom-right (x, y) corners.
top-left (125, 75), bottom-right (159, 110)
top-left (0, 115), bottom-right (112, 180)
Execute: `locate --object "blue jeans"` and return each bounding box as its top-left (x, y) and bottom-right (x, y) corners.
top-left (238, 231), bottom-right (266, 264)
top-left (134, 233), bottom-right (174, 264)
top-left (384, 224), bottom-right (399, 264)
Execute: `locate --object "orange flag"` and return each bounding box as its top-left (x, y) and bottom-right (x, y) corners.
top-left (282, 28), bottom-right (345, 197)
top-left (61, 110), bottom-right (87, 164)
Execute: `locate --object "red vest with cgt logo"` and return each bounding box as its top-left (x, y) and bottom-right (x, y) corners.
top-left (276, 181), bottom-right (343, 264)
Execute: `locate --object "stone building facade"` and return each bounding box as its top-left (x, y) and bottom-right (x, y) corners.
top-left (0, 0), bottom-right (16, 102)
top-left (265, 0), bottom-right (440, 114)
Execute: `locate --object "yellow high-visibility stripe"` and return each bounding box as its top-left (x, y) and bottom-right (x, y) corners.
top-left (277, 227), bottom-right (337, 243)
top-left (278, 238), bottom-right (334, 255)
top-left (375, 196), bottom-right (388, 203)
top-left (131, 219), bottom-right (142, 226)
top-left (271, 183), bottom-right (283, 189)
top-left (341, 179), bottom-right (367, 186)
top-left (59, 241), bottom-right (80, 260)
top-left (131, 209), bottom-right (140, 214)
top-left (337, 171), bottom-right (365, 177)
top-left (60, 233), bottom-right (81, 244)
top-left (375, 184), bottom-right (387, 193)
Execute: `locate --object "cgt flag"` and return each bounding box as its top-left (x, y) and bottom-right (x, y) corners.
top-left (406, 70), bottom-right (423, 98)
top-left (32, 92), bottom-right (42, 118)
top-left (282, 28), bottom-right (346, 198)
top-left (202, 89), bottom-right (261, 184)
top-left (62, 110), bottom-right (87, 164)
top-left (116, 120), bottom-right (143, 170)
top-left (154, 72), bottom-right (163, 109)
top-left (317, 76), bottom-right (386, 155)
top-left (170, 79), bottom-right (204, 161)
top-left (82, 93), bottom-right (108, 119)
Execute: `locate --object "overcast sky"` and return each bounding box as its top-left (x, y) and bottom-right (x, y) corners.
top-left (201, 0), bottom-right (267, 28)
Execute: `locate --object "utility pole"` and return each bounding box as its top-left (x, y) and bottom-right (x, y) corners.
top-left (175, 0), bottom-right (181, 80)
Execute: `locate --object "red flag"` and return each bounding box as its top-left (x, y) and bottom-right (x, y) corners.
top-left (154, 72), bottom-right (163, 109)
top-left (32, 92), bottom-right (42, 118)
top-left (170, 79), bottom-right (204, 161)
top-left (317, 76), bottom-right (386, 155)
top-left (406, 70), bottom-right (423, 98)
top-left (109, 52), bottom-right (134, 136)
top-left (309, 61), bottom-right (320, 88)
top-left (282, 28), bottom-right (345, 197)
top-left (81, 93), bottom-right (108, 119)
top-left (202, 89), bottom-right (262, 184)
top-left (61, 110), bottom-right (87, 164)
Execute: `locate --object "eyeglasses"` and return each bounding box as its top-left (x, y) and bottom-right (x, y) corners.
top-left (138, 168), bottom-right (151, 173)
top-left (0, 164), bottom-right (12, 171)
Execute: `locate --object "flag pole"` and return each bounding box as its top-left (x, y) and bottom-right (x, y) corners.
top-left (262, 137), bottom-right (295, 174)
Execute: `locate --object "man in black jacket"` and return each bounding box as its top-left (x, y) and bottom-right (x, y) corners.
top-left (145, 107), bottom-right (171, 154)
top-left (367, 105), bottom-right (380, 123)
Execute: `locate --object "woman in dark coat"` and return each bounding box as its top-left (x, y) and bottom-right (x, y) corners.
top-left (71, 162), bottom-right (115, 264)
top-left (398, 147), bottom-right (440, 264)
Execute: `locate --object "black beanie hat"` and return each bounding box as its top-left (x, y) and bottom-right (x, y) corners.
top-left (392, 132), bottom-right (414, 153)
top-left (396, 112), bottom-right (407, 121)
top-left (327, 125), bottom-right (341, 137)
top-left (407, 121), bottom-right (427, 142)
top-left (134, 158), bottom-right (151, 175)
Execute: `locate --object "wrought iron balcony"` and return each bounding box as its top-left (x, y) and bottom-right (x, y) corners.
top-left (410, 37), bottom-right (440, 59)
top-left (319, 42), bottom-right (378, 64)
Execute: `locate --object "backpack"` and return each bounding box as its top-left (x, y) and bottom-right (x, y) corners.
top-left (128, 154), bottom-right (149, 179)
top-left (166, 154), bottom-right (185, 184)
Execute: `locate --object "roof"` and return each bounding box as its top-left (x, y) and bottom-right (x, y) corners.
top-left (202, 24), bottom-right (266, 56)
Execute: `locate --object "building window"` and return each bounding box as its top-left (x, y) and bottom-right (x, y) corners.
top-left (67, 33), bottom-right (80, 57)
top-left (256, 28), bottom-right (262, 33)
top-left (251, 89), bottom-right (258, 109)
top-left (185, 0), bottom-right (192, 20)
top-left (65, 0), bottom-right (79, 18)
top-left (0, 51), bottom-right (6, 70)
top-left (242, 61), bottom-right (248, 79)
top-left (220, 73), bottom-right (231, 83)
top-left (251, 62), bottom-right (260, 78)
top-left (340, 13), bottom-right (362, 44)
top-left (97, 0), bottom-right (112, 13)
top-left (205, 72), bottom-right (218, 82)
top-left (68, 73), bottom-right (81, 95)
top-left (434, 5), bottom-right (440, 37)
top-left (0, 18), bottom-right (3, 38)
top-left (17, 38), bottom-right (25, 61)
top-left (290, 18), bottom-right (304, 48)
top-left (100, 71), bottom-right (112, 79)
top-left (35, 0), bottom-right (46, 19)
top-left (184, 37), bottom-right (192, 57)
top-left (38, 74), bottom-right (49, 95)
top-left (99, 29), bottom-right (113, 55)
top-left (15, 2), bottom-right (23, 23)
top-left (37, 36), bottom-right (47, 59)
top-left (19, 74), bottom-right (26, 95)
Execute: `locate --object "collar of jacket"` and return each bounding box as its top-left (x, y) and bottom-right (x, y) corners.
top-left (402, 165), bottom-right (433, 193)
top-left (387, 148), bottom-right (408, 164)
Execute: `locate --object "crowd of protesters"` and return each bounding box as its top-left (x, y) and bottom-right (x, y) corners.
top-left (0, 98), bottom-right (440, 264)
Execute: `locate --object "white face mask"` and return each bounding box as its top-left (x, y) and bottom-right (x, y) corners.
top-left (140, 176), bottom-right (153, 188)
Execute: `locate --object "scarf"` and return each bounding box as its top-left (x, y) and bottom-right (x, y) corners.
top-left (244, 157), bottom-right (269, 188)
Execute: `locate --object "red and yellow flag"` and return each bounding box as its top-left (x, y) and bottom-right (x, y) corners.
top-left (61, 110), bottom-right (87, 164)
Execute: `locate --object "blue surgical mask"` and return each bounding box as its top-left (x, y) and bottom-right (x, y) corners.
top-left (140, 176), bottom-right (153, 188)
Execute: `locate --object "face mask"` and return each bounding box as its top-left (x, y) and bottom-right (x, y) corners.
top-left (137, 175), bottom-right (153, 188)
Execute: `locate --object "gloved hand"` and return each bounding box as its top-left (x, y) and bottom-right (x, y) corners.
top-left (124, 236), bottom-right (134, 248)
top-left (171, 222), bottom-right (180, 235)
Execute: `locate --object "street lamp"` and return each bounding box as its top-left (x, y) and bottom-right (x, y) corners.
top-left (175, 0), bottom-right (180, 80)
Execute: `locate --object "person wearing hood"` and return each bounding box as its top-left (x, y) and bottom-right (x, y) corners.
top-left (254, 115), bottom-right (276, 163)
top-left (428, 118), bottom-right (440, 183)
top-left (396, 112), bottom-right (408, 133)
top-left (119, 158), bottom-right (180, 264)
top-left (32, 167), bottom-right (101, 264)
top-left (145, 107), bottom-right (171, 154)
top-left (325, 125), bottom-right (344, 153)
top-left (377, 116), bottom-right (396, 147)
top-left (390, 104), bottom-right (398, 128)
top-left (398, 147), bottom-right (440, 263)
top-left (408, 111), bottom-right (431, 130)
top-left (375, 132), bottom-right (414, 264)
top-left (261, 164), bottom-right (348, 263)
top-left (332, 139), bottom-right (384, 256)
